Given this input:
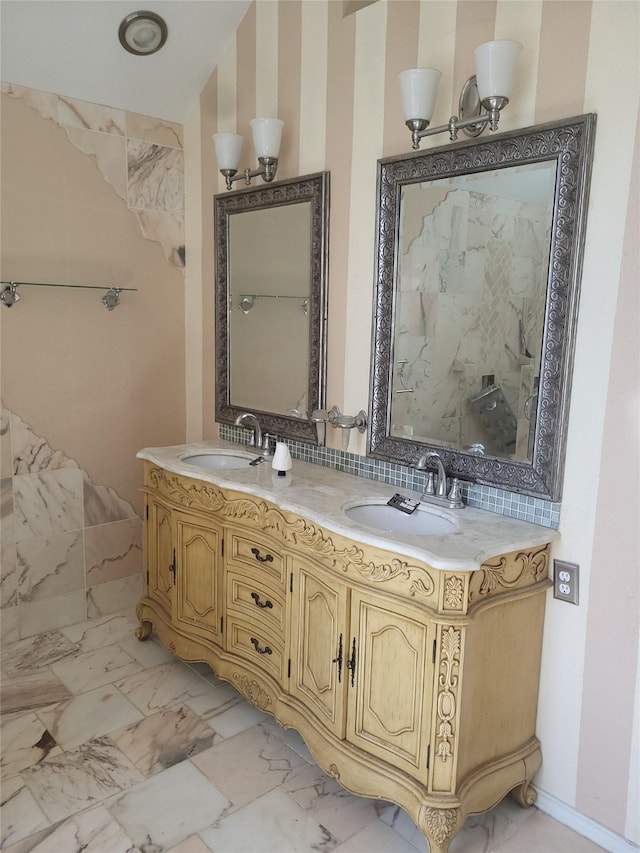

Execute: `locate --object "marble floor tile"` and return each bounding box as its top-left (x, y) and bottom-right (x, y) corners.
top-left (1, 542), bottom-right (18, 607)
top-left (7, 804), bottom-right (139, 853)
top-left (0, 774), bottom-right (50, 848)
top-left (166, 835), bottom-right (210, 853)
top-left (184, 681), bottom-right (244, 722)
top-left (191, 724), bottom-right (309, 810)
top-left (35, 684), bottom-right (143, 749)
top-left (199, 787), bottom-right (339, 852)
top-left (118, 633), bottom-right (175, 668)
top-left (0, 712), bottom-right (60, 777)
top-left (106, 760), bottom-right (229, 851)
top-left (493, 809), bottom-right (606, 852)
top-left (110, 704), bottom-right (219, 777)
top-left (261, 717), bottom-right (316, 764)
top-left (21, 737), bottom-right (144, 823)
top-left (1, 629), bottom-right (80, 677)
top-left (202, 696), bottom-right (272, 738)
top-left (60, 613), bottom-right (139, 652)
top-left (0, 670), bottom-right (73, 716)
top-left (50, 643), bottom-right (143, 694)
top-left (114, 661), bottom-right (214, 715)
top-left (281, 763), bottom-right (393, 841)
top-left (332, 818), bottom-right (423, 853)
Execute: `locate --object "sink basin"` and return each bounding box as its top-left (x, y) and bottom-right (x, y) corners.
top-left (344, 502), bottom-right (458, 536)
top-left (181, 452), bottom-right (254, 470)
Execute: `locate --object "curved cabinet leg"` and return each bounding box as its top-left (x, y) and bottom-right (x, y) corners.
top-left (135, 605), bottom-right (152, 641)
top-left (418, 806), bottom-right (463, 853)
top-left (510, 781), bottom-right (537, 808)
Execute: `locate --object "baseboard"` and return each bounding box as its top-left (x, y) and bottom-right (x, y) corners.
top-left (535, 789), bottom-right (639, 853)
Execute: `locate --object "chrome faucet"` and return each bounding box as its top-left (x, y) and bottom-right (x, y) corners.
top-left (234, 412), bottom-right (263, 448)
top-left (415, 451), bottom-right (464, 509)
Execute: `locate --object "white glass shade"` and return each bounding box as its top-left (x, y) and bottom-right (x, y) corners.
top-left (398, 68), bottom-right (441, 122)
top-left (212, 133), bottom-right (243, 171)
top-left (250, 118), bottom-right (284, 159)
top-left (473, 40), bottom-right (522, 101)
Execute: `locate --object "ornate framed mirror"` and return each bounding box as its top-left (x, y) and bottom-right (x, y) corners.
top-left (215, 172), bottom-right (329, 442)
top-left (369, 115), bottom-right (595, 500)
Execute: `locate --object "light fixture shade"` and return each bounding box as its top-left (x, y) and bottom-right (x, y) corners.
top-left (398, 68), bottom-right (441, 122)
top-left (212, 133), bottom-right (243, 171)
top-left (473, 40), bottom-right (522, 101)
top-left (250, 118), bottom-right (284, 159)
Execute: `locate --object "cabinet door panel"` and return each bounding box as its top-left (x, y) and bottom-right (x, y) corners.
top-left (146, 496), bottom-right (174, 612)
top-left (347, 591), bottom-right (433, 783)
top-left (290, 562), bottom-right (348, 738)
top-left (175, 513), bottom-right (222, 645)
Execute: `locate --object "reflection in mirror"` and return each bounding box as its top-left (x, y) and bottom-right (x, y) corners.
top-left (215, 172), bottom-right (329, 443)
top-left (229, 204), bottom-right (311, 417)
top-left (369, 115), bottom-right (596, 500)
top-left (392, 161), bottom-right (556, 461)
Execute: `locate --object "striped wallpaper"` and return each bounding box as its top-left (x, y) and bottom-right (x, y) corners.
top-left (194, 1), bottom-right (639, 845)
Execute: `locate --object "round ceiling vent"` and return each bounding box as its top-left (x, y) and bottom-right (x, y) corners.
top-left (118, 11), bottom-right (168, 56)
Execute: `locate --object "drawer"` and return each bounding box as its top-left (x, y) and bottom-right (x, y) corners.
top-left (225, 528), bottom-right (286, 587)
top-left (226, 615), bottom-right (285, 683)
top-left (226, 571), bottom-right (286, 637)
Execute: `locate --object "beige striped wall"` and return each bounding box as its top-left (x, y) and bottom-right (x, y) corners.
top-left (190, 1), bottom-right (639, 842)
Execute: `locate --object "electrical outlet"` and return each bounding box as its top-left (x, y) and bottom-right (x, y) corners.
top-left (553, 559), bottom-right (579, 605)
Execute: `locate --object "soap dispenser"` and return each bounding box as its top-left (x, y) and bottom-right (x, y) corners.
top-left (272, 442), bottom-right (292, 477)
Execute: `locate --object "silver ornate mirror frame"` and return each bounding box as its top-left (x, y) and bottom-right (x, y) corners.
top-left (215, 172), bottom-right (329, 442)
top-left (369, 115), bottom-right (596, 500)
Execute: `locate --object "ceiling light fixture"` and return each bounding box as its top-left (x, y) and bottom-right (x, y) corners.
top-left (118, 11), bottom-right (168, 56)
top-left (400, 40), bottom-right (522, 149)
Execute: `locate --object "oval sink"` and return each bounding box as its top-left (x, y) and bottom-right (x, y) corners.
top-left (344, 502), bottom-right (457, 536)
top-left (182, 452), bottom-right (254, 470)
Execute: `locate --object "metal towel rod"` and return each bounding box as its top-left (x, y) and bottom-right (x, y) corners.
top-left (0, 280), bottom-right (137, 311)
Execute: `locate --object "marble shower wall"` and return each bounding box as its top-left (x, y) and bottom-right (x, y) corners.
top-left (392, 184), bottom-right (551, 458)
top-left (0, 408), bottom-right (142, 642)
top-left (0, 84), bottom-right (185, 269)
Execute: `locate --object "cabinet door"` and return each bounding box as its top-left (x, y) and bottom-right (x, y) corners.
top-left (289, 561), bottom-right (348, 738)
top-left (146, 495), bottom-right (174, 613)
top-left (347, 590), bottom-right (433, 784)
top-left (174, 512), bottom-right (222, 645)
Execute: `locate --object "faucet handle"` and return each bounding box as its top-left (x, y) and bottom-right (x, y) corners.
top-left (261, 433), bottom-right (275, 456)
top-left (423, 472), bottom-right (436, 495)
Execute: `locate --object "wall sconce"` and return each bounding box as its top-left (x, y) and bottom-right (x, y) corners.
top-left (213, 118), bottom-right (284, 191)
top-left (400, 40), bottom-right (522, 150)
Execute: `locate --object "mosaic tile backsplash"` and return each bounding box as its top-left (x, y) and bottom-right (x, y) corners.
top-left (220, 424), bottom-right (561, 529)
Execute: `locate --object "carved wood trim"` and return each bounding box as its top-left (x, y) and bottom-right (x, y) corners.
top-left (421, 806), bottom-right (461, 847)
top-left (232, 673), bottom-right (272, 710)
top-left (149, 467), bottom-right (436, 597)
top-left (469, 546), bottom-right (549, 602)
top-left (442, 575), bottom-right (465, 611)
top-left (435, 627), bottom-right (461, 765)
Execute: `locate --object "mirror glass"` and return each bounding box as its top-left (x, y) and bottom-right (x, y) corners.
top-left (370, 116), bottom-right (596, 500)
top-left (215, 172), bottom-right (329, 443)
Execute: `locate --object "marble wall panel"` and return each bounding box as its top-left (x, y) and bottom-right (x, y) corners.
top-left (135, 209), bottom-right (185, 268)
top-left (10, 411), bottom-right (78, 475)
top-left (86, 574), bottom-right (143, 620)
top-left (1, 407), bottom-right (11, 476)
top-left (126, 113), bottom-right (183, 148)
top-left (1, 477), bottom-right (15, 545)
top-left (127, 141), bottom-right (184, 214)
top-left (17, 531), bottom-right (84, 603)
top-left (13, 470), bottom-right (83, 542)
top-left (20, 590), bottom-right (87, 639)
top-left (64, 127), bottom-right (127, 201)
top-left (83, 477), bottom-right (136, 527)
top-left (84, 518), bottom-right (142, 587)
top-left (56, 96), bottom-right (126, 135)
top-left (1, 543), bottom-right (18, 608)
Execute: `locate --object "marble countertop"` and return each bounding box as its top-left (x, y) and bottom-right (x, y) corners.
top-left (138, 439), bottom-right (559, 572)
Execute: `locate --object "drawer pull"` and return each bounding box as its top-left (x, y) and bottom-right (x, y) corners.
top-left (251, 547), bottom-right (274, 564)
top-left (251, 591), bottom-right (273, 609)
top-left (250, 637), bottom-right (273, 655)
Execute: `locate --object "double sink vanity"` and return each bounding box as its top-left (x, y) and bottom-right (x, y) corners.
top-left (136, 440), bottom-right (557, 853)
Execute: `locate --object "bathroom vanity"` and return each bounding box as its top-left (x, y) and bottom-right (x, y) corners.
top-left (136, 441), bottom-right (557, 853)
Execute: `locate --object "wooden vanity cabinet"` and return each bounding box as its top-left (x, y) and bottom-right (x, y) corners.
top-left (137, 464), bottom-right (551, 853)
